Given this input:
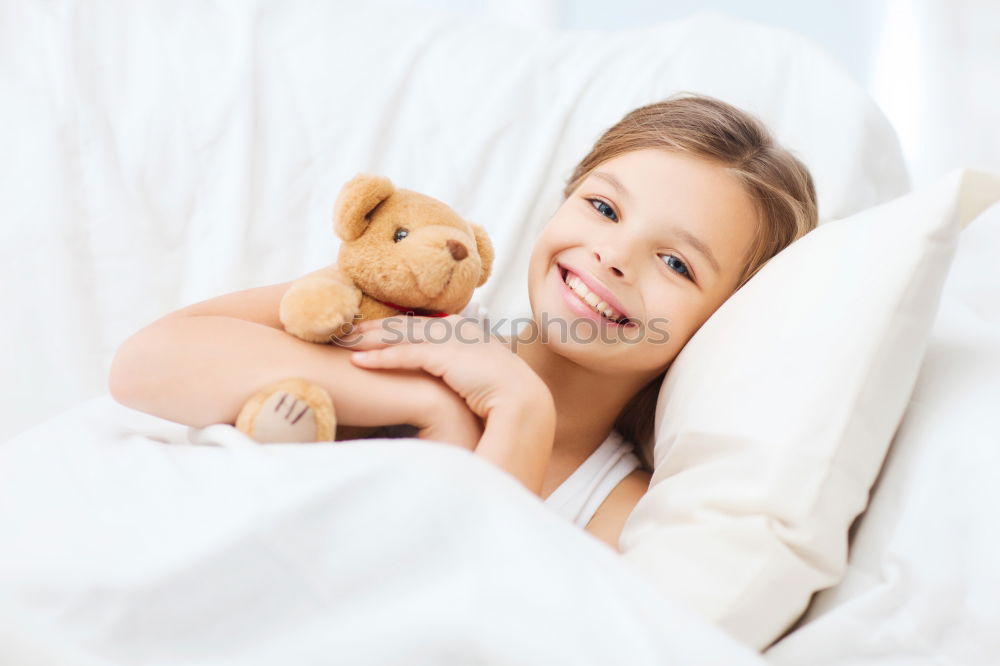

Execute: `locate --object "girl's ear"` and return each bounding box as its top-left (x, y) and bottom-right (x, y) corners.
top-left (334, 174), bottom-right (395, 241)
top-left (471, 223), bottom-right (494, 287)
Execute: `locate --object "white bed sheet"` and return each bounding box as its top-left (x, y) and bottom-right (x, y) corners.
top-left (0, 398), bottom-right (765, 666)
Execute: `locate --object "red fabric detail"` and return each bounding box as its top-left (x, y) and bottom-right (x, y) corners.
top-left (373, 298), bottom-right (449, 318)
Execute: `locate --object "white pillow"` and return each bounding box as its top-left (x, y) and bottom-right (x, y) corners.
top-left (765, 193), bottom-right (1000, 664)
top-left (620, 170), bottom-right (1000, 650)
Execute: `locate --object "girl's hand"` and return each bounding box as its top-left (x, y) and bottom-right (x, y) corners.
top-left (339, 315), bottom-right (555, 494)
top-left (407, 380), bottom-right (485, 452)
top-left (340, 315), bottom-right (545, 422)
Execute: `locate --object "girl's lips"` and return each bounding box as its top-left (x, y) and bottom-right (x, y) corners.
top-left (555, 265), bottom-right (634, 328)
top-left (556, 262), bottom-right (632, 321)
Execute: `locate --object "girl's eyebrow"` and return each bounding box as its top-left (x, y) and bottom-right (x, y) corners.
top-left (591, 171), bottom-right (721, 276)
top-left (670, 226), bottom-right (721, 276)
top-left (593, 171), bottom-right (627, 197)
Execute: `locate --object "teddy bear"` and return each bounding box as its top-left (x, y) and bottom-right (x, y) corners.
top-left (233, 173), bottom-right (494, 444)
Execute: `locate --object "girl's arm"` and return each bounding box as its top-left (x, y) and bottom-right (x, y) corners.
top-left (108, 282), bottom-right (483, 448)
top-left (474, 393), bottom-right (555, 496)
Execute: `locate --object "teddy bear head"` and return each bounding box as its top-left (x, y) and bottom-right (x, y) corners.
top-left (333, 174), bottom-right (494, 314)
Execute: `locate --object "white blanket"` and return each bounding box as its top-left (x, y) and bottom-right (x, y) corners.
top-left (0, 399), bottom-right (764, 665)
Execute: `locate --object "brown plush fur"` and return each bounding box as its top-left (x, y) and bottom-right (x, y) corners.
top-left (235, 173), bottom-right (494, 443)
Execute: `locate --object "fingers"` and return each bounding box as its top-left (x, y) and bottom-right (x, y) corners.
top-left (349, 343), bottom-right (448, 379)
top-left (330, 318), bottom-right (397, 349)
top-left (336, 332), bottom-right (389, 351)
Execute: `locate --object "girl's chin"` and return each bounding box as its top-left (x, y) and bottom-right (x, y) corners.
top-left (535, 313), bottom-right (631, 354)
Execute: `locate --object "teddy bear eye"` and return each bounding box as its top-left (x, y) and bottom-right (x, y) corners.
top-left (393, 228), bottom-right (409, 243)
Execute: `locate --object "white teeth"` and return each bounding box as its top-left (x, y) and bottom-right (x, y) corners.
top-left (563, 270), bottom-right (626, 322)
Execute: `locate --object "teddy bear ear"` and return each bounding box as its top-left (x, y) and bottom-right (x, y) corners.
top-left (471, 223), bottom-right (494, 287)
top-left (333, 174), bottom-right (396, 241)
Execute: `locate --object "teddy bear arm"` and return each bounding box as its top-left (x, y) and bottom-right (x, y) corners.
top-left (279, 265), bottom-right (363, 344)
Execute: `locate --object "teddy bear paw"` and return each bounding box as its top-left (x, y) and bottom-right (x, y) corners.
top-left (292, 309), bottom-right (359, 343)
top-left (280, 277), bottom-right (363, 344)
top-left (234, 378), bottom-right (336, 443)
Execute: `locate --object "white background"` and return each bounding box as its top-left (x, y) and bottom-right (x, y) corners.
top-left (2, 0), bottom-right (996, 441)
top-left (400, 0), bottom-right (1000, 188)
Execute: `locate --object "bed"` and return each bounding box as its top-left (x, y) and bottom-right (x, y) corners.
top-left (1, 2), bottom-right (997, 664)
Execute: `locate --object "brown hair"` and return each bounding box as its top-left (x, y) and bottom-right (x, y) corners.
top-left (566, 94), bottom-right (819, 466)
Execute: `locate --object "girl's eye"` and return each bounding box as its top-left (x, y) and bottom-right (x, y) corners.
top-left (588, 199), bottom-right (618, 222)
top-left (393, 228), bottom-right (409, 242)
top-left (661, 254), bottom-right (694, 281)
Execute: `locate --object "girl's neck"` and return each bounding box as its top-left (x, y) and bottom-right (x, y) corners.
top-left (507, 325), bottom-right (654, 464)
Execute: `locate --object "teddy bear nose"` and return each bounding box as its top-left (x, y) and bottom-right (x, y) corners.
top-left (446, 239), bottom-right (468, 261)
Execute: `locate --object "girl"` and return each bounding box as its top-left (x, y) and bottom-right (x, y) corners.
top-left (109, 94), bottom-right (817, 551)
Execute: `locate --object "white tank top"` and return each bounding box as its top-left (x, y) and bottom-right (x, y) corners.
top-left (459, 300), bottom-right (644, 527)
top-left (543, 430), bottom-right (643, 528)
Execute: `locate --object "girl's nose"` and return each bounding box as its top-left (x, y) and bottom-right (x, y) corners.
top-left (594, 250), bottom-right (626, 278)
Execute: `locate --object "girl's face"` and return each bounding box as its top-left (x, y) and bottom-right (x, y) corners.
top-left (526, 148), bottom-right (759, 378)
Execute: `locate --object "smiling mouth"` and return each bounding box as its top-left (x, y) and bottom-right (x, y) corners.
top-left (558, 266), bottom-right (635, 327)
